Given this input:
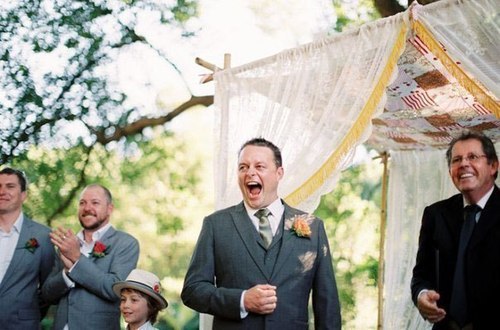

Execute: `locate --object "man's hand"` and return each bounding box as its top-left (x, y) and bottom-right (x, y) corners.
top-left (50, 228), bottom-right (81, 264)
top-left (244, 284), bottom-right (277, 314)
top-left (417, 290), bottom-right (446, 323)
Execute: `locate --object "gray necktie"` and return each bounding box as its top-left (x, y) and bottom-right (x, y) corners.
top-left (449, 204), bottom-right (480, 327)
top-left (255, 208), bottom-right (273, 248)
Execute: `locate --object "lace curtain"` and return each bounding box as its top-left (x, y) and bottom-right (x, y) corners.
top-left (384, 149), bottom-right (455, 330)
top-left (213, 12), bottom-right (407, 213)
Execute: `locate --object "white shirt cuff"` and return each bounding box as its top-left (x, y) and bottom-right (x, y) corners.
top-left (240, 290), bottom-right (248, 319)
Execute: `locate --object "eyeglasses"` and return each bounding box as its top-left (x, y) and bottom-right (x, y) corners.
top-left (450, 154), bottom-right (487, 167)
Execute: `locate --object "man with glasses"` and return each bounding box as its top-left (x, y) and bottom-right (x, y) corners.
top-left (411, 131), bottom-right (499, 330)
top-left (0, 167), bottom-right (56, 329)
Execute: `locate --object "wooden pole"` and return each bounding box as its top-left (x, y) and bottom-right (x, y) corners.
top-left (377, 151), bottom-right (389, 330)
top-left (195, 53), bottom-right (231, 84)
top-left (223, 53), bottom-right (231, 69)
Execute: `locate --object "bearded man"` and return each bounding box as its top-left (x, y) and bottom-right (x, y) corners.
top-left (42, 184), bottom-right (139, 330)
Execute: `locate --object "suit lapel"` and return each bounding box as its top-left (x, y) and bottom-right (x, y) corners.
top-left (443, 195), bottom-right (464, 246)
top-left (231, 203), bottom-right (270, 280)
top-left (270, 204), bottom-right (301, 281)
top-left (470, 185), bottom-right (500, 249)
top-left (0, 217), bottom-right (34, 291)
top-left (89, 226), bottom-right (115, 261)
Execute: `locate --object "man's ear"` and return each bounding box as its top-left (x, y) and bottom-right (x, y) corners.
top-left (277, 166), bottom-right (284, 181)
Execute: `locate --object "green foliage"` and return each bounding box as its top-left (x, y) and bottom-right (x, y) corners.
top-left (11, 131), bottom-right (207, 328)
top-left (331, 0), bottom-right (381, 32)
top-left (315, 154), bottom-right (383, 329)
top-left (0, 0), bottom-right (199, 164)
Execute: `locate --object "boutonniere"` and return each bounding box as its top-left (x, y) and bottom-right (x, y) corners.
top-left (21, 237), bottom-right (40, 253)
top-left (285, 214), bottom-right (314, 238)
top-left (89, 241), bottom-right (110, 258)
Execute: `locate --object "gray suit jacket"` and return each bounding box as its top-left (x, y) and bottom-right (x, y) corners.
top-left (0, 216), bottom-right (56, 330)
top-left (182, 201), bottom-right (341, 330)
top-left (42, 226), bottom-right (139, 330)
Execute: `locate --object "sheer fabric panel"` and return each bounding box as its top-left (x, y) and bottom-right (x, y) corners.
top-left (213, 13), bottom-right (407, 212)
top-left (415, 0), bottom-right (500, 97)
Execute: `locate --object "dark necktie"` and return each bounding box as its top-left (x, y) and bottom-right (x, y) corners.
top-left (449, 204), bottom-right (481, 327)
top-left (255, 208), bottom-right (273, 248)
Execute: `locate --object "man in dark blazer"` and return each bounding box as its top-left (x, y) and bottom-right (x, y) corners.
top-left (0, 167), bottom-right (56, 329)
top-left (42, 184), bottom-right (139, 330)
top-left (182, 138), bottom-right (341, 329)
top-left (411, 131), bottom-right (499, 330)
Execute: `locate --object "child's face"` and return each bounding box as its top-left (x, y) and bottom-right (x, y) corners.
top-left (120, 289), bottom-right (149, 327)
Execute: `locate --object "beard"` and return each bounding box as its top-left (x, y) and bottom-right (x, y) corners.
top-left (79, 214), bottom-right (108, 231)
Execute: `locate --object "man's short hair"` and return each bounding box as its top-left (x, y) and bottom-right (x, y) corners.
top-left (0, 167), bottom-right (28, 192)
top-left (84, 184), bottom-right (113, 204)
top-left (446, 131), bottom-right (498, 178)
top-left (239, 138), bottom-right (282, 167)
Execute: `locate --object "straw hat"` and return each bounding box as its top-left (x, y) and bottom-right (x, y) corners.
top-left (113, 269), bottom-right (168, 309)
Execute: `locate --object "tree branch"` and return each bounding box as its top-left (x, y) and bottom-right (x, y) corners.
top-left (93, 94), bottom-right (214, 144)
top-left (46, 145), bottom-right (93, 225)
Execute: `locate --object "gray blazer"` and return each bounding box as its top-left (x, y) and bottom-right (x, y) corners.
top-left (42, 226), bottom-right (139, 330)
top-left (182, 201), bottom-right (341, 330)
top-left (0, 216), bottom-right (56, 330)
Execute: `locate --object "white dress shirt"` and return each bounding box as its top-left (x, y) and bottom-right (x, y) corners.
top-left (463, 185), bottom-right (494, 223)
top-left (0, 213), bottom-right (23, 284)
top-left (127, 321), bottom-right (157, 330)
top-left (245, 198), bottom-right (285, 236)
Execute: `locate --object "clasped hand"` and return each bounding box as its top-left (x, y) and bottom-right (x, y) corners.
top-left (50, 228), bottom-right (80, 270)
top-left (244, 284), bottom-right (277, 315)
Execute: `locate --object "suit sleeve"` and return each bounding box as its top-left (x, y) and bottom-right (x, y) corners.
top-left (68, 234), bottom-right (139, 301)
top-left (42, 233), bottom-right (140, 303)
top-left (411, 206), bottom-right (437, 305)
top-left (181, 216), bottom-right (243, 320)
top-left (38, 228), bottom-right (57, 314)
top-left (312, 219), bottom-right (342, 330)
top-left (41, 251), bottom-right (71, 304)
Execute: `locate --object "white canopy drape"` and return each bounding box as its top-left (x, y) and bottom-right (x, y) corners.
top-left (214, 12), bottom-right (407, 212)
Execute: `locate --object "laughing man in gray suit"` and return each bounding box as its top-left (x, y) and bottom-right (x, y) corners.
top-left (182, 138), bottom-right (341, 329)
top-left (42, 184), bottom-right (139, 330)
top-left (0, 167), bottom-right (56, 329)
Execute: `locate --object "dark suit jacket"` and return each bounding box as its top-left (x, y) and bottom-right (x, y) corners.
top-left (411, 185), bottom-right (500, 330)
top-left (0, 216), bottom-right (56, 330)
top-left (41, 226), bottom-right (139, 330)
top-left (181, 201), bottom-right (341, 330)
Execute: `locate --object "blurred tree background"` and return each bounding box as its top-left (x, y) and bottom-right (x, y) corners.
top-left (1, 0), bottom-right (440, 328)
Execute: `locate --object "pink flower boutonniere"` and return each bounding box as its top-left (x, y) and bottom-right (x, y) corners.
top-left (23, 237), bottom-right (40, 253)
top-left (285, 214), bottom-right (314, 238)
top-left (90, 241), bottom-right (110, 258)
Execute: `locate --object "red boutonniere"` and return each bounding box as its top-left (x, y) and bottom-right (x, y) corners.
top-left (89, 241), bottom-right (110, 258)
top-left (285, 214), bottom-right (314, 238)
top-left (22, 237), bottom-right (40, 253)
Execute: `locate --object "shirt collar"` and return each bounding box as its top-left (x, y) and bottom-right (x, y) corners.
top-left (244, 198), bottom-right (284, 219)
top-left (11, 212), bottom-right (24, 234)
top-left (135, 321), bottom-right (155, 330)
top-left (463, 185), bottom-right (494, 210)
top-left (77, 223), bottom-right (112, 244)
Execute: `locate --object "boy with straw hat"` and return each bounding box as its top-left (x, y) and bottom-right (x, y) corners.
top-left (113, 269), bottom-right (168, 330)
